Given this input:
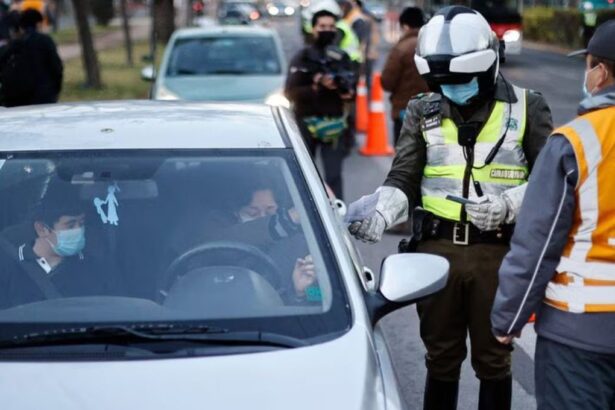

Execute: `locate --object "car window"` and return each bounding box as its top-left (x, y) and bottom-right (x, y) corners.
top-left (0, 150), bottom-right (350, 342)
top-left (167, 36), bottom-right (282, 76)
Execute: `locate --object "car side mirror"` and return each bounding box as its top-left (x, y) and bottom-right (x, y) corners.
top-left (141, 65), bottom-right (156, 82)
top-left (365, 253), bottom-right (449, 324)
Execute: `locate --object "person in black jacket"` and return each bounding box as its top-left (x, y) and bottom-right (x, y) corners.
top-left (0, 9), bottom-right (62, 107)
top-left (285, 9), bottom-right (355, 200)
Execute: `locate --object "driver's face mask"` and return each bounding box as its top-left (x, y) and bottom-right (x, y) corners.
top-left (46, 226), bottom-right (86, 257)
top-left (440, 77), bottom-right (480, 106)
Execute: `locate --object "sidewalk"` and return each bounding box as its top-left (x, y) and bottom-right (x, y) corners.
top-left (58, 17), bottom-right (151, 61)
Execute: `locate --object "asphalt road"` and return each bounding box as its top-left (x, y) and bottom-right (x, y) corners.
top-left (268, 16), bottom-right (585, 409)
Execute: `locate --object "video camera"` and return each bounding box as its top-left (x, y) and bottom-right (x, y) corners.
top-left (304, 47), bottom-right (356, 95)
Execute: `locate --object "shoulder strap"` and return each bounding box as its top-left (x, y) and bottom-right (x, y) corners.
top-left (0, 238), bottom-right (61, 299)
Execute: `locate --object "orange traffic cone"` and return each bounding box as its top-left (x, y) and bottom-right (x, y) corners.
top-left (355, 76), bottom-right (368, 133)
top-left (360, 72), bottom-right (394, 156)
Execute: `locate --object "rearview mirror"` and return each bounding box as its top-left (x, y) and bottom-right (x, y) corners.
top-left (141, 65), bottom-right (156, 82)
top-left (366, 253), bottom-right (449, 324)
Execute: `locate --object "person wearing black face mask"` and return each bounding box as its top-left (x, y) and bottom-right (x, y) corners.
top-left (284, 9), bottom-right (356, 200)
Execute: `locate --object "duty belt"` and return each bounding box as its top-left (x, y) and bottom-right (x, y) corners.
top-left (428, 219), bottom-right (514, 246)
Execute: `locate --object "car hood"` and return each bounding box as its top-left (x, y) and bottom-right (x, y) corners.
top-left (161, 75), bottom-right (285, 102)
top-left (0, 325), bottom-right (385, 410)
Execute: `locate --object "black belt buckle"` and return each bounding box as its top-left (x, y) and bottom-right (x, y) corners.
top-left (453, 223), bottom-right (470, 246)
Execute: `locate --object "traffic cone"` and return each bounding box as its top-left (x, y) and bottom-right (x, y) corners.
top-left (528, 313), bottom-right (536, 323)
top-left (360, 72), bottom-right (394, 156)
top-left (355, 76), bottom-right (368, 133)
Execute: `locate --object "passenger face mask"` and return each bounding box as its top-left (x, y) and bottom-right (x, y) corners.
top-left (47, 226), bottom-right (86, 257)
top-left (315, 30), bottom-right (336, 48)
top-left (440, 77), bottom-right (480, 106)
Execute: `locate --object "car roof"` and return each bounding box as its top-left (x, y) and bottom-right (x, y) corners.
top-left (172, 26), bottom-right (277, 39)
top-left (0, 101), bottom-right (288, 152)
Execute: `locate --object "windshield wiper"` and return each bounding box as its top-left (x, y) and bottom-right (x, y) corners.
top-left (206, 69), bottom-right (249, 75)
top-left (0, 324), bottom-right (307, 349)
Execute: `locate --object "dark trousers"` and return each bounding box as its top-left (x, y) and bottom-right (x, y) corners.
top-left (416, 239), bottom-right (512, 381)
top-left (297, 119), bottom-right (345, 200)
top-left (536, 336), bottom-right (615, 410)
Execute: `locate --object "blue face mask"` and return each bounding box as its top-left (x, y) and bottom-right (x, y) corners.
top-left (48, 227), bottom-right (86, 257)
top-left (440, 77), bottom-right (480, 106)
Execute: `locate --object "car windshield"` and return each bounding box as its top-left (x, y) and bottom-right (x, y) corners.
top-left (0, 150), bottom-right (350, 342)
top-left (167, 36), bottom-right (282, 76)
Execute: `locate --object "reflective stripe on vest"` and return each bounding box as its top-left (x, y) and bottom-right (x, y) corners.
top-left (336, 20), bottom-right (363, 63)
top-left (421, 85), bottom-right (528, 221)
top-left (545, 107), bottom-right (615, 313)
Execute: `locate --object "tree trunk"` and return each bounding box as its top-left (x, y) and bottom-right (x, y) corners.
top-left (119, 0), bottom-right (133, 66)
top-left (71, 0), bottom-right (102, 88)
top-left (154, 0), bottom-right (175, 44)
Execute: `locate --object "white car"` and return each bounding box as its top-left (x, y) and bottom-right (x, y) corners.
top-left (0, 101), bottom-right (448, 410)
top-left (143, 26), bottom-right (288, 106)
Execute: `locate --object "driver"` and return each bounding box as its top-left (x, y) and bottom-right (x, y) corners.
top-left (167, 177), bottom-right (319, 304)
top-left (0, 181), bottom-right (117, 309)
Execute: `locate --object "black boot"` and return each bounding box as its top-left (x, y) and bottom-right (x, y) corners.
top-left (423, 377), bottom-right (459, 410)
top-left (478, 375), bottom-right (512, 410)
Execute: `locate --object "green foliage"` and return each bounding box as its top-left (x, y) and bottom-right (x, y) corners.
top-left (90, 0), bottom-right (115, 26)
top-left (523, 7), bottom-right (584, 48)
top-left (596, 9), bottom-right (615, 25)
top-left (61, 41), bottom-right (165, 102)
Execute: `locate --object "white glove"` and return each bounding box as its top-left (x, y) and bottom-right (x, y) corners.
top-left (346, 186), bottom-right (409, 243)
top-left (465, 194), bottom-right (508, 231)
top-left (465, 184), bottom-right (528, 231)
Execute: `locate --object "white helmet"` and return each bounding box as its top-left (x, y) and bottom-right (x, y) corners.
top-left (302, 0), bottom-right (342, 26)
top-left (414, 6), bottom-right (499, 94)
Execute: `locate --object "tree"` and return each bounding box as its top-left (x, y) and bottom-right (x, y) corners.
top-left (71, 0), bottom-right (102, 88)
top-left (153, 0), bottom-right (175, 44)
top-left (119, 0), bottom-right (133, 66)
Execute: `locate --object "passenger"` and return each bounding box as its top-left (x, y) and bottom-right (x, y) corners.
top-left (168, 177), bottom-right (318, 304)
top-left (0, 182), bottom-right (117, 309)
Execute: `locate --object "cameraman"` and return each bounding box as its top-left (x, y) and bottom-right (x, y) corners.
top-left (285, 9), bottom-right (355, 200)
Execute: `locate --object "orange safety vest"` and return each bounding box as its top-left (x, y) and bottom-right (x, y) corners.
top-left (545, 106), bottom-right (615, 313)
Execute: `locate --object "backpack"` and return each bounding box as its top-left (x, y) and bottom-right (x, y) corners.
top-left (0, 36), bottom-right (36, 105)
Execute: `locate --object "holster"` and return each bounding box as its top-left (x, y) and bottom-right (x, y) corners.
top-left (398, 208), bottom-right (435, 253)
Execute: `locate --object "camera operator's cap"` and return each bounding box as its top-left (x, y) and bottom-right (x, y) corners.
top-left (568, 19), bottom-right (615, 60)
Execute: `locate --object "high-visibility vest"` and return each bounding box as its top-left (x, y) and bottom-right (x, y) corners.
top-left (545, 106), bottom-right (615, 314)
top-left (336, 20), bottom-right (363, 63)
top-left (420, 85), bottom-right (529, 221)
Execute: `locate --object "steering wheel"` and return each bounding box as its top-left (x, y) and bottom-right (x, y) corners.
top-left (160, 241), bottom-right (282, 301)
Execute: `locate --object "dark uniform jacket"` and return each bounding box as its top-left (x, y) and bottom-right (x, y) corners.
top-left (383, 77), bottom-right (554, 209)
top-left (491, 86), bottom-right (615, 354)
top-left (285, 44), bottom-right (354, 118)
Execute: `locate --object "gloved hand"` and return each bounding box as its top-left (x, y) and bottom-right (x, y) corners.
top-left (348, 212), bottom-right (387, 243)
top-left (465, 194), bottom-right (508, 231)
top-left (345, 186), bottom-right (409, 243)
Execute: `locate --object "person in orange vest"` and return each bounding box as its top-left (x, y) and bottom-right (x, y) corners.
top-left (491, 20), bottom-right (615, 410)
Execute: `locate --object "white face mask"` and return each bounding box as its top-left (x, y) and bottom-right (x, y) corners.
top-left (583, 65), bottom-right (600, 98)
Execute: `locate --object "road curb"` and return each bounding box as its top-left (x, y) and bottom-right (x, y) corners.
top-left (523, 40), bottom-right (575, 56)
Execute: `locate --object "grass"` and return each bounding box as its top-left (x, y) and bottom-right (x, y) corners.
top-left (60, 41), bottom-right (165, 102)
top-left (51, 25), bottom-right (118, 45)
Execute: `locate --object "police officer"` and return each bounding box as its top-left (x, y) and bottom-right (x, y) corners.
top-left (346, 7), bottom-right (553, 409)
top-left (492, 20), bottom-right (615, 410)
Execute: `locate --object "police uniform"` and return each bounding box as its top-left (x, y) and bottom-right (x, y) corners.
top-left (383, 76), bottom-right (552, 405)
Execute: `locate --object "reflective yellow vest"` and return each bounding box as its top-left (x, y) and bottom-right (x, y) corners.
top-left (421, 85), bottom-right (529, 221)
top-left (545, 106), bottom-right (615, 313)
top-left (336, 20), bottom-right (363, 63)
